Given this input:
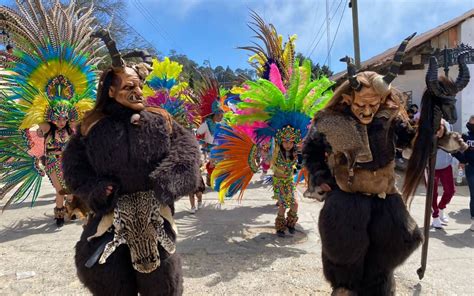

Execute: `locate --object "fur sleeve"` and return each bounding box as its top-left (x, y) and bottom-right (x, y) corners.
top-left (62, 133), bottom-right (117, 214)
top-left (302, 123), bottom-right (335, 188)
top-left (149, 120), bottom-right (201, 203)
top-left (393, 116), bottom-right (416, 148)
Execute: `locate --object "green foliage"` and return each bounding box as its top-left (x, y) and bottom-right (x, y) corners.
top-left (295, 52), bottom-right (334, 79)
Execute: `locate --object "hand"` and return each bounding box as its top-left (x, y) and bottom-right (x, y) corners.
top-left (105, 186), bottom-right (114, 196)
top-left (319, 183), bottom-right (332, 192)
top-left (436, 122), bottom-right (445, 138)
top-left (459, 163), bottom-right (465, 169)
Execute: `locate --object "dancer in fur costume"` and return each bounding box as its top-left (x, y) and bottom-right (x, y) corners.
top-left (302, 34), bottom-right (467, 295)
top-left (0, 0), bottom-right (99, 226)
top-left (62, 30), bottom-right (201, 295)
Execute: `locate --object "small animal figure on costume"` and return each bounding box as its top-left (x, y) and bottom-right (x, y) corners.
top-left (0, 1), bottom-right (98, 226)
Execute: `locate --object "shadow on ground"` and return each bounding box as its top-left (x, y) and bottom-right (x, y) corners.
top-left (175, 202), bottom-right (308, 286)
top-left (0, 216), bottom-right (60, 243)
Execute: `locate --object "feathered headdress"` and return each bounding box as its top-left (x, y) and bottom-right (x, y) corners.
top-left (238, 11), bottom-right (296, 86)
top-left (144, 57), bottom-right (198, 128)
top-left (0, 0), bottom-right (100, 208)
top-left (1, 1), bottom-right (100, 128)
top-left (143, 57), bottom-right (190, 99)
top-left (236, 59), bottom-right (335, 144)
top-left (195, 74), bottom-right (225, 119)
top-left (210, 125), bottom-right (260, 203)
top-left (210, 60), bottom-right (334, 202)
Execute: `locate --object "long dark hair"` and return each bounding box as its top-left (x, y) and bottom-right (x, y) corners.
top-left (402, 77), bottom-right (457, 204)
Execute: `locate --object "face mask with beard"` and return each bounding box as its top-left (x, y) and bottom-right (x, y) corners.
top-left (467, 123), bottom-right (474, 133)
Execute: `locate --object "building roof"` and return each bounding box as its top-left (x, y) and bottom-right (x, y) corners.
top-left (331, 9), bottom-right (474, 81)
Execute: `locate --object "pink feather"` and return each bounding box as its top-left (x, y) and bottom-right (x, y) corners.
top-left (269, 63), bottom-right (286, 93)
top-left (234, 122), bottom-right (270, 143)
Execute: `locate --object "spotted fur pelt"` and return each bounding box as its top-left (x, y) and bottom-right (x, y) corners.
top-left (63, 101), bottom-right (200, 295)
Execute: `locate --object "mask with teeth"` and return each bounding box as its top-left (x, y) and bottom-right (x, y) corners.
top-left (109, 67), bottom-right (146, 111)
top-left (342, 85), bottom-right (383, 125)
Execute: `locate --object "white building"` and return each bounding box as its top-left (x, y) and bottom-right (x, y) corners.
top-left (332, 9), bottom-right (474, 133)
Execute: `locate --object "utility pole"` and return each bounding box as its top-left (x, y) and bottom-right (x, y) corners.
top-left (350, 0), bottom-right (361, 68)
top-left (326, 0), bottom-right (331, 69)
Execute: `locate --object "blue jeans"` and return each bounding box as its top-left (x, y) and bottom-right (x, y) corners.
top-left (465, 164), bottom-right (474, 218)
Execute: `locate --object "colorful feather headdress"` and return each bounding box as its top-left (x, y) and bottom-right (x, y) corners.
top-left (210, 60), bottom-right (334, 202)
top-left (236, 59), bottom-right (335, 144)
top-left (144, 57), bottom-right (198, 128)
top-left (210, 125), bottom-right (260, 203)
top-left (0, 1), bottom-right (101, 128)
top-left (238, 11), bottom-right (296, 87)
top-left (0, 0), bottom-right (101, 208)
top-left (195, 74), bottom-right (225, 120)
top-left (143, 57), bottom-right (189, 99)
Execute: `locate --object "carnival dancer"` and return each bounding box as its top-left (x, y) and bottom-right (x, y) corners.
top-left (0, 1), bottom-right (99, 226)
top-left (211, 58), bottom-right (333, 235)
top-left (62, 30), bottom-right (200, 295)
top-left (195, 75), bottom-right (225, 186)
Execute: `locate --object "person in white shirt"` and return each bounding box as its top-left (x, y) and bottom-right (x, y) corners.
top-left (196, 101), bottom-right (224, 186)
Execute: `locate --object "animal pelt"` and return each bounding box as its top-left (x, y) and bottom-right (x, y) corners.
top-left (62, 101), bottom-right (201, 215)
top-left (313, 108), bottom-right (373, 166)
top-left (329, 158), bottom-right (398, 196)
top-left (65, 195), bottom-right (89, 221)
top-left (76, 214), bottom-right (183, 296)
top-left (319, 190), bottom-right (422, 295)
top-left (303, 106), bottom-right (415, 198)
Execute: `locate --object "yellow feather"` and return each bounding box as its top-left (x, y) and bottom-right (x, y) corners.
top-left (74, 98), bottom-right (95, 121)
top-left (20, 94), bottom-right (49, 129)
top-left (29, 60), bottom-right (89, 97)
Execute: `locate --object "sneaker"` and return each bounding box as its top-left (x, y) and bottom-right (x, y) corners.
top-left (190, 207), bottom-right (196, 214)
top-left (439, 209), bottom-right (449, 224)
top-left (276, 230), bottom-right (285, 237)
top-left (197, 201), bottom-right (203, 209)
top-left (288, 226), bottom-right (296, 234)
top-left (431, 217), bottom-right (443, 229)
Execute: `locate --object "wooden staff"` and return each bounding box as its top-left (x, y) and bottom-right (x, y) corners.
top-left (417, 135), bottom-right (438, 280)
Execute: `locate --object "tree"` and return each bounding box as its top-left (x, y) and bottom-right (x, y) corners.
top-left (295, 52), bottom-right (333, 79)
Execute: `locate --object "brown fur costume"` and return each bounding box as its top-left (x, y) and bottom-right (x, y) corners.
top-left (303, 69), bottom-right (422, 295)
top-left (62, 57), bottom-right (201, 295)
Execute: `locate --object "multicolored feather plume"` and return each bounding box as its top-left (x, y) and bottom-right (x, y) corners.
top-left (210, 125), bottom-right (260, 203)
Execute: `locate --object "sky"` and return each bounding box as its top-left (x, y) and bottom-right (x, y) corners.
top-left (1, 0), bottom-right (473, 73)
top-left (122, 0), bottom-right (473, 73)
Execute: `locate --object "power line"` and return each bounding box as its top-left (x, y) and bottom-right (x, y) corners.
top-left (108, 11), bottom-right (158, 52)
top-left (131, 1), bottom-right (171, 46)
top-left (305, 0), bottom-right (337, 56)
top-left (307, 0), bottom-right (344, 59)
top-left (323, 0), bottom-right (349, 66)
top-left (133, 0), bottom-right (182, 52)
